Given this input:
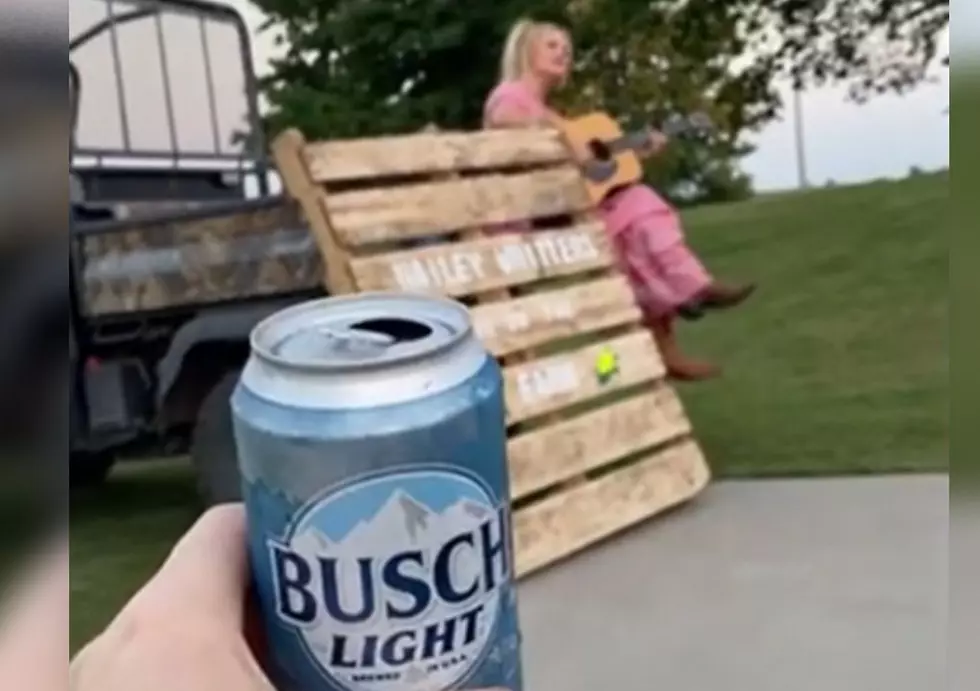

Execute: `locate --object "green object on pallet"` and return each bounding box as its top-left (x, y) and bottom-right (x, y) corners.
top-left (595, 346), bottom-right (620, 384)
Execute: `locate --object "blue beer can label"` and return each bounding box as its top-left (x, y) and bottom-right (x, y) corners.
top-left (263, 467), bottom-right (517, 690)
top-left (234, 294), bottom-right (523, 691)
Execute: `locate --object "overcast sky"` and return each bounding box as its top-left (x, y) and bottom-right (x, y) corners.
top-left (70, 0), bottom-right (949, 192)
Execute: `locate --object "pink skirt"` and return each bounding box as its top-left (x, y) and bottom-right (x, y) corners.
top-left (604, 187), bottom-right (712, 319)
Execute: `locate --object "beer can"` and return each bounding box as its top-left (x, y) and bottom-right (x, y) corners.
top-left (232, 293), bottom-right (523, 691)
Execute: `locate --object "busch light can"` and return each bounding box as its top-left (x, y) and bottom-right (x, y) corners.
top-left (232, 293), bottom-right (522, 691)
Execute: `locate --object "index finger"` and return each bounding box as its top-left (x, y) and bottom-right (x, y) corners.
top-left (124, 504), bottom-right (250, 630)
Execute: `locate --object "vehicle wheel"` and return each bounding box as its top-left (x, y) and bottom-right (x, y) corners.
top-left (64, 360), bottom-right (113, 496)
top-left (191, 371), bottom-right (243, 506)
top-left (69, 451), bottom-right (114, 489)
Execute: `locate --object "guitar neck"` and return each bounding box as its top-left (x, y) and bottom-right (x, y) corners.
top-left (607, 115), bottom-right (705, 155)
top-left (605, 129), bottom-right (651, 157)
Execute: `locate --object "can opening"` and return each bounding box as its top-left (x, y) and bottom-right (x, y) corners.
top-left (349, 318), bottom-right (433, 344)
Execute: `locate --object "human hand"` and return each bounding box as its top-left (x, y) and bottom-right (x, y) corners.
top-left (641, 128), bottom-right (669, 157)
top-left (69, 505), bottom-right (273, 690)
top-left (68, 505), bottom-right (513, 691)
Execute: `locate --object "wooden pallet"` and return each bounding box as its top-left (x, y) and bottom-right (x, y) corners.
top-left (271, 126), bottom-right (711, 578)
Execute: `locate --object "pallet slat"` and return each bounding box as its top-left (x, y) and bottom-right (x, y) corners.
top-left (513, 440), bottom-right (711, 577)
top-left (326, 166), bottom-right (590, 246)
top-left (304, 128), bottom-right (570, 183)
top-left (349, 222), bottom-right (610, 296)
top-left (503, 330), bottom-right (664, 424)
top-left (508, 386), bottom-right (690, 500)
top-left (471, 275), bottom-right (640, 358)
top-left (273, 130), bottom-right (357, 293)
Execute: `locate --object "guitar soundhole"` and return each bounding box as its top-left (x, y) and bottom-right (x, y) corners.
top-left (587, 139), bottom-right (612, 161)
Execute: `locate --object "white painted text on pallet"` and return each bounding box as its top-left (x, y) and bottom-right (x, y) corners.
top-left (515, 360), bottom-right (581, 408)
top-left (475, 296), bottom-right (576, 342)
top-left (388, 230), bottom-right (600, 293)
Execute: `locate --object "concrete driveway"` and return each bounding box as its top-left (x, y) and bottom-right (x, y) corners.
top-left (518, 475), bottom-right (948, 691)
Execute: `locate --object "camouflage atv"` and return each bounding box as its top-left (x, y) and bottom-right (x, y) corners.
top-left (69, 0), bottom-right (324, 503)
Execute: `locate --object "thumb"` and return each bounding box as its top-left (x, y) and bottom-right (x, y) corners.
top-left (125, 504), bottom-right (250, 630)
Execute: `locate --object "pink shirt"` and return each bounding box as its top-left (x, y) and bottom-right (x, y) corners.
top-left (482, 80), bottom-right (682, 249)
top-left (483, 80), bottom-right (551, 125)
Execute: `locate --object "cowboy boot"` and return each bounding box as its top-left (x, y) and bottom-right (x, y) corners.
top-left (699, 281), bottom-right (757, 310)
top-left (677, 300), bottom-right (706, 321)
top-left (648, 317), bottom-right (721, 381)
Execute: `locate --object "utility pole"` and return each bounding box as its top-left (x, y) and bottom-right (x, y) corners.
top-left (793, 85), bottom-right (810, 189)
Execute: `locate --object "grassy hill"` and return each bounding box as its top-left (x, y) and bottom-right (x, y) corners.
top-left (677, 171), bottom-right (948, 476)
top-left (67, 172), bottom-right (949, 651)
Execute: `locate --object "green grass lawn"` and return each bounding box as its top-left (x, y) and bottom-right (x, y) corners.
top-left (678, 172), bottom-right (948, 476)
top-left (70, 460), bottom-right (198, 650)
top-left (69, 171), bottom-right (949, 652)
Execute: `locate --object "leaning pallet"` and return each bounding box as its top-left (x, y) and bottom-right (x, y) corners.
top-left (271, 126), bottom-right (711, 578)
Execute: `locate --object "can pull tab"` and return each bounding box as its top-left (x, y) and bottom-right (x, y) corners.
top-left (323, 326), bottom-right (397, 351)
top-left (274, 317), bottom-right (439, 363)
top-left (277, 326), bottom-right (396, 361)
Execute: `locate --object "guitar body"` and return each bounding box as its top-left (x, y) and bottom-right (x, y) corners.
top-left (560, 112), bottom-right (645, 204)
top-left (560, 110), bottom-right (712, 204)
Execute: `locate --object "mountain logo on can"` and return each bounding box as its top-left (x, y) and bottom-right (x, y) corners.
top-left (268, 468), bottom-right (511, 691)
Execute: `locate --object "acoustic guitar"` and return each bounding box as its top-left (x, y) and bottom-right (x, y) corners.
top-left (560, 111), bottom-right (712, 203)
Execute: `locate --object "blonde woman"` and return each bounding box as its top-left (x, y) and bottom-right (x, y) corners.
top-left (484, 19), bottom-right (756, 381)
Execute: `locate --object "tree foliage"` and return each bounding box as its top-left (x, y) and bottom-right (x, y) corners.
top-left (752, 0), bottom-right (949, 100)
top-left (251, 0), bottom-right (947, 205)
top-left (253, 0), bottom-right (768, 204)
top-left (252, 0), bottom-right (550, 138)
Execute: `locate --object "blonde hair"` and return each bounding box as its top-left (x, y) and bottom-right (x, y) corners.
top-left (500, 19), bottom-right (564, 83)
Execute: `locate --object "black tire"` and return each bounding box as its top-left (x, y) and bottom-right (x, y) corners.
top-left (191, 371), bottom-right (243, 506)
top-left (63, 359), bottom-right (109, 501)
top-left (69, 451), bottom-right (114, 489)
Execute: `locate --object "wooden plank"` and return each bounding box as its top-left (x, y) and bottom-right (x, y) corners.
top-left (513, 440), bottom-right (711, 577)
top-left (503, 330), bottom-right (664, 425)
top-left (508, 387), bottom-right (690, 500)
top-left (303, 128), bottom-right (570, 183)
top-left (349, 222), bottom-right (611, 296)
top-left (472, 275), bottom-right (640, 358)
top-left (326, 166), bottom-right (590, 247)
top-left (272, 129), bottom-right (356, 293)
